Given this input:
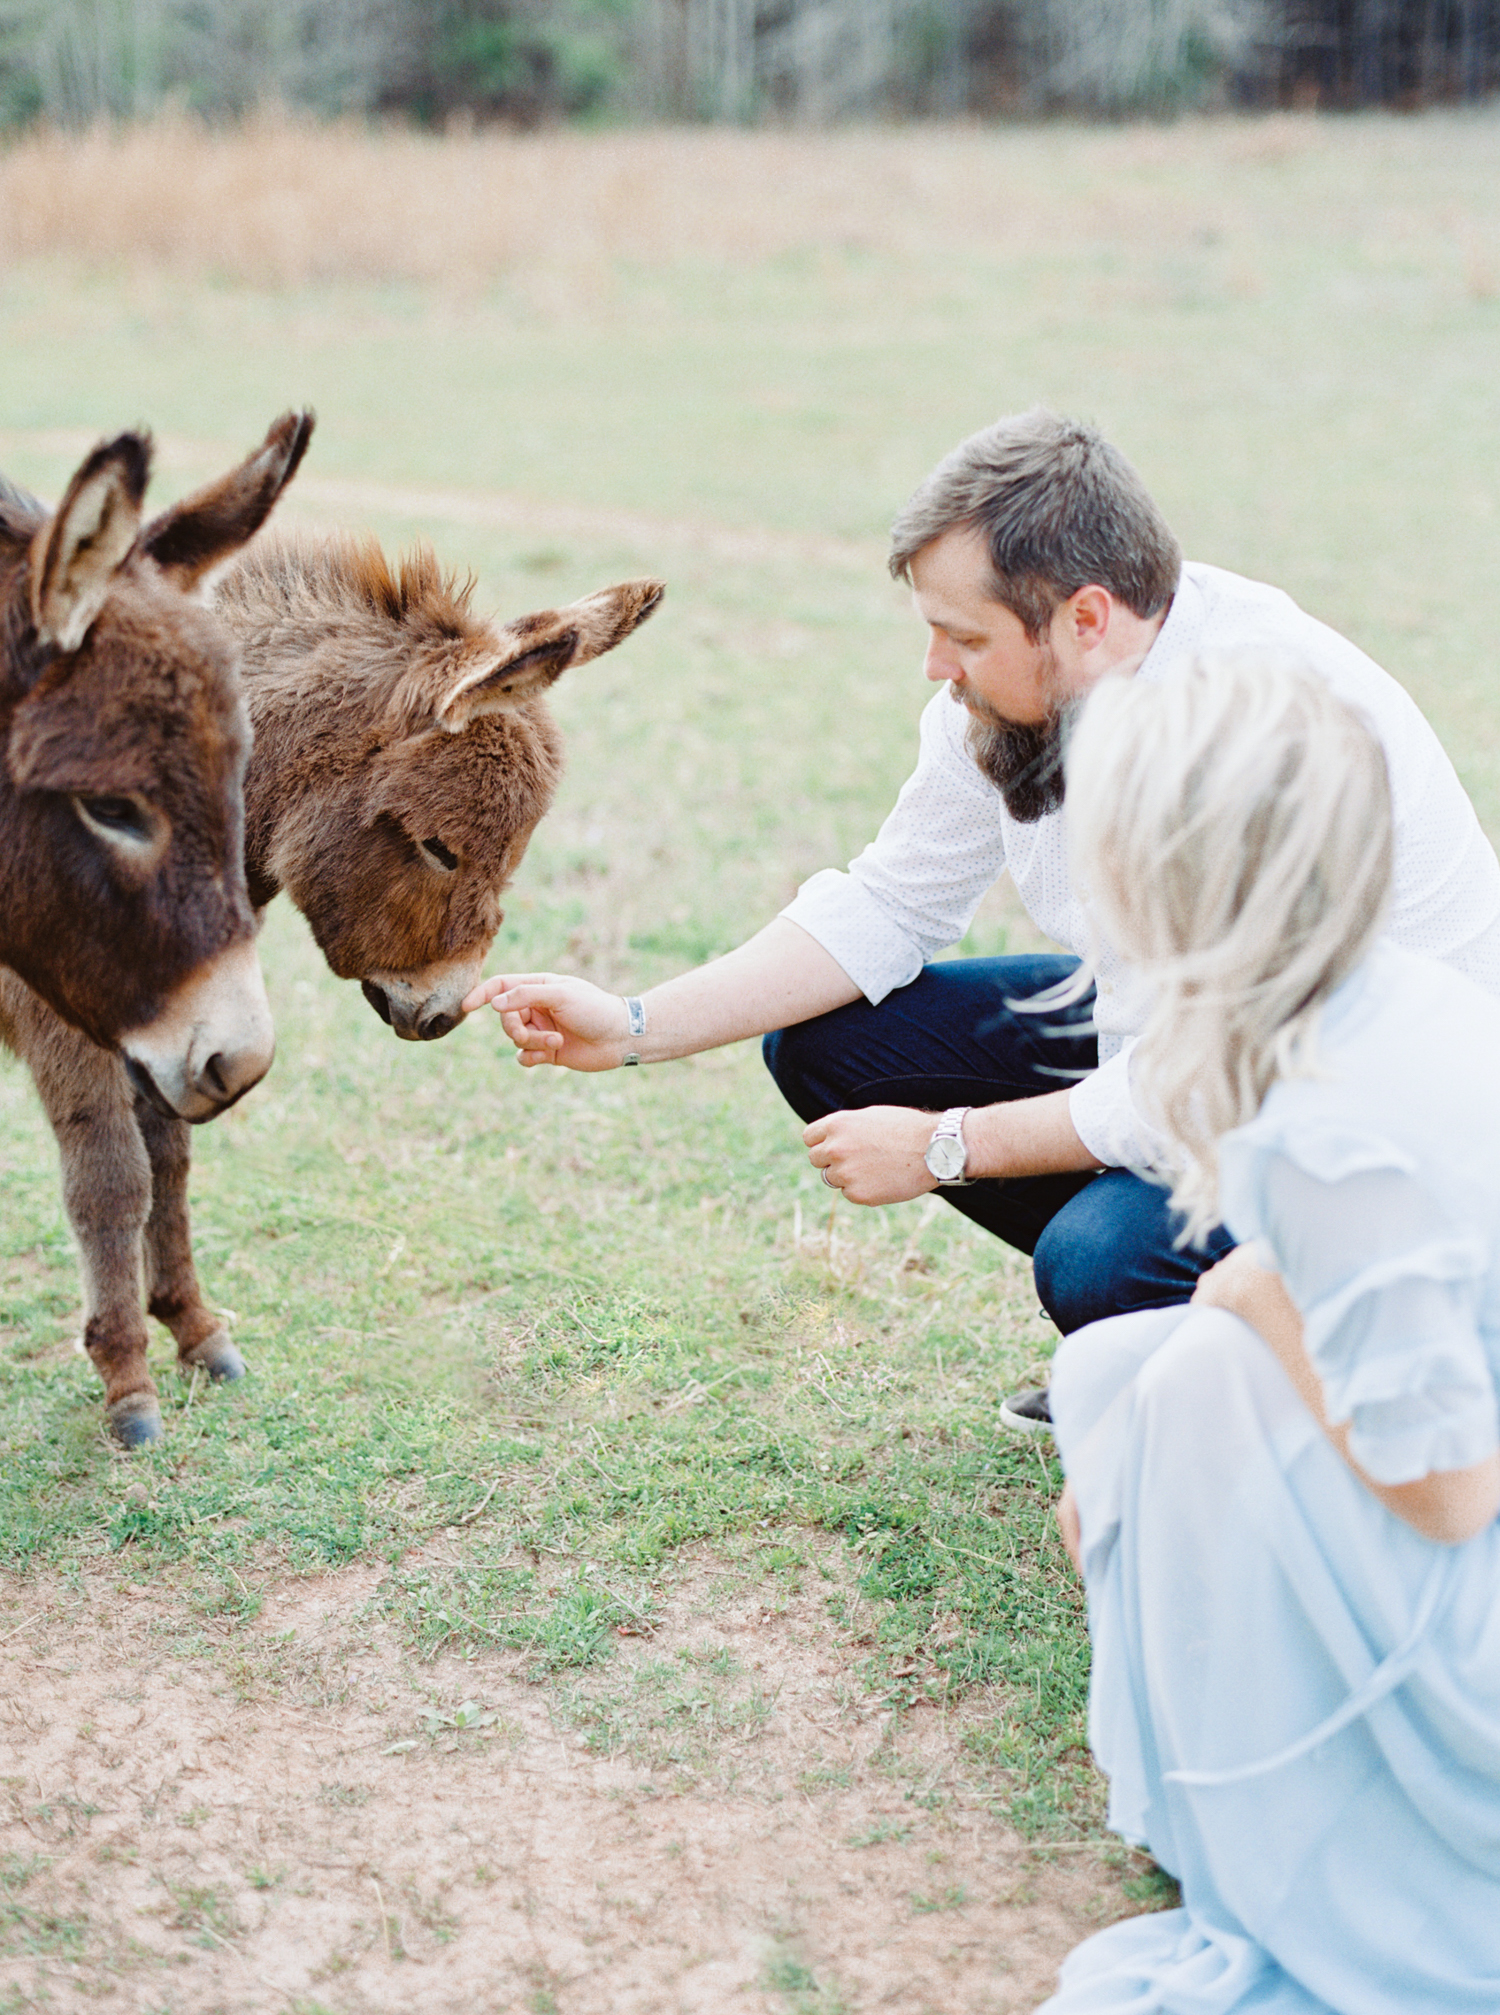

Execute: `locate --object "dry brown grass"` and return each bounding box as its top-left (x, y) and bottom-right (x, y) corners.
top-left (2, 109), bottom-right (1497, 288)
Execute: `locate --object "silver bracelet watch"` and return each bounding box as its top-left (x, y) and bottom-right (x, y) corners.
top-left (924, 1106), bottom-right (973, 1186)
top-left (621, 995), bottom-right (646, 1066)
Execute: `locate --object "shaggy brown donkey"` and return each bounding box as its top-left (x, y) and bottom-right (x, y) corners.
top-left (5, 526), bottom-right (662, 1445)
top-left (0, 415), bottom-right (312, 1443)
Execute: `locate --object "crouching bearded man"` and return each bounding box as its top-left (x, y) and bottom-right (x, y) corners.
top-left (463, 409), bottom-right (1500, 1430)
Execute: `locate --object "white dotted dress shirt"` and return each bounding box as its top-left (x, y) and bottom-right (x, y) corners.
top-left (781, 561), bottom-right (1500, 1174)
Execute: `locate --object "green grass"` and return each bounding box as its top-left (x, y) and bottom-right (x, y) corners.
top-left (3, 112), bottom-right (1500, 1846)
top-left (0, 1852), bottom-right (88, 1963)
top-left (763, 1948), bottom-right (851, 2015)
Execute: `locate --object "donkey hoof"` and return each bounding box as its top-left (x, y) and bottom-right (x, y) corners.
top-left (182, 1330), bottom-right (246, 1383)
top-left (110, 1395), bottom-right (164, 1448)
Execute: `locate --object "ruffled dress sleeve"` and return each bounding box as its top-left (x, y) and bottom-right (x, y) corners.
top-left (1218, 1119), bottom-right (1499, 1485)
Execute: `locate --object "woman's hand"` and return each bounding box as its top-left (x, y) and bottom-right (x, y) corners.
top-left (1192, 1243), bottom-right (1315, 1402)
top-left (1191, 1243), bottom-right (1298, 1336)
top-left (1194, 1243), bottom-right (1500, 1543)
top-left (461, 972), bottom-right (631, 1071)
top-left (803, 1105), bottom-right (939, 1205)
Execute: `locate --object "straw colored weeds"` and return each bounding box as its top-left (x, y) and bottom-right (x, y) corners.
top-left (1, 109), bottom-right (1497, 289)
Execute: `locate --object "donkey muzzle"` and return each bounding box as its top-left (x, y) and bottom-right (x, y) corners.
top-left (360, 957), bottom-right (481, 1043)
top-left (119, 938), bottom-right (275, 1123)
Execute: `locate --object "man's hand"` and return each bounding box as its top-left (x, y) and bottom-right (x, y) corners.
top-left (461, 972), bottom-right (629, 1071)
top-left (803, 1106), bottom-right (939, 1205)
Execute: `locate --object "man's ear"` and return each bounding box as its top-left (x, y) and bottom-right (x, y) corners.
top-left (140, 408), bottom-right (314, 592)
top-left (30, 433), bottom-right (151, 653)
top-left (432, 578), bottom-right (665, 735)
top-left (1065, 584), bottom-right (1115, 652)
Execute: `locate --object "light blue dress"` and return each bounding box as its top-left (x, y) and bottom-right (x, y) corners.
top-left (1042, 945), bottom-right (1500, 2014)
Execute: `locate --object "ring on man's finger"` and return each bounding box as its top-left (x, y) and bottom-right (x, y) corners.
top-left (821, 1168), bottom-right (839, 1189)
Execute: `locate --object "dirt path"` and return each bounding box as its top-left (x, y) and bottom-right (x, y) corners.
top-left (0, 1555), bottom-right (1139, 2014)
top-left (0, 426), bottom-right (880, 575)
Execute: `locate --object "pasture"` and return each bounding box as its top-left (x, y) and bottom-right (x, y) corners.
top-left (1, 109), bottom-right (1498, 2012)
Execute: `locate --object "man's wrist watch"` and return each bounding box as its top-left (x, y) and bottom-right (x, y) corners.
top-left (924, 1106), bottom-right (973, 1186)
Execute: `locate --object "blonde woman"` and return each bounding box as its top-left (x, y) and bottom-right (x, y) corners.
top-left (1041, 656), bottom-right (1500, 2014)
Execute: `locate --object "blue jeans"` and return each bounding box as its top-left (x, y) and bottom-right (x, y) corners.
top-left (762, 955), bottom-right (1234, 1335)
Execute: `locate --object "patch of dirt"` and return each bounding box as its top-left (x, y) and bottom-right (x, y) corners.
top-left (0, 1555), bottom-right (1138, 2013)
top-left (0, 428), bottom-right (881, 576)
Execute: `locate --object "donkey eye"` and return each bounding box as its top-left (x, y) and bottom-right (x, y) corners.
top-left (72, 793), bottom-right (157, 850)
top-left (418, 835), bottom-right (459, 873)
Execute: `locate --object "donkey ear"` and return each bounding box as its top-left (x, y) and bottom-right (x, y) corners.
top-left (30, 433), bottom-right (152, 653)
top-left (141, 408), bottom-right (315, 592)
top-left (432, 623), bottom-right (580, 734)
top-left (561, 577), bottom-right (666, 658)
top-left (433, 578), bottom-right (666, 735)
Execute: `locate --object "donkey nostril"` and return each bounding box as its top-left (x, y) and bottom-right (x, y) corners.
top-left (361, 979), bottom-right (393, 1026)
top-left (199, 1052), bottom-right (230, 1101)
top-left (418, 1009), bottom-right (458, 1042)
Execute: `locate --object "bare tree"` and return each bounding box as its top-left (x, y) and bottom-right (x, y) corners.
top-left (1258, 0), bottom-right (1500, 106)
top-left (162, 0), bottom-right (410, 116)
top-left (1029, 0), bottom-right (1263, 111)
top-left (632, 0), bottom-right (923, 118)
top-left (0, 0), bottom-right (408, 122)
top-left (0, 0), bottom-right (167, 121)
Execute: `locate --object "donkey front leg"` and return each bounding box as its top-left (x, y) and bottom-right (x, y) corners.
top-left (135, 1098), bottom-right (246, 1385)
top-left (25, 1020), bottom-right (164, 1446)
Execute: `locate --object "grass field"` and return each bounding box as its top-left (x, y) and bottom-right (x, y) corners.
top-left (2, 109), bottom-right (1499, 2010)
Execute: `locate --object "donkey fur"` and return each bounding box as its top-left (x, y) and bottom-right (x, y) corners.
top-left (4, 526), bottom-right (663, 1441)
top-left (0, 414), bottom-right (309, 1048)
top-left (1, 416), bottom-right (312, 1440)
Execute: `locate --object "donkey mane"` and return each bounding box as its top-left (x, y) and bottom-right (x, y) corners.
top-left (0, 471), bottom-right (44, 540)
top-left (0, 474), bottom-right (46, 671)
top-left (226, 529), bottom-right (479, 641)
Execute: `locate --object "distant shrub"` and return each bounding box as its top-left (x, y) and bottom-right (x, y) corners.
top-left (391, 0), bottom-right (632, 125)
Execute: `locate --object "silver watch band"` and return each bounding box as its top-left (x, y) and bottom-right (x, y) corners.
top-left (621, 995), bottom-right (645, 1066)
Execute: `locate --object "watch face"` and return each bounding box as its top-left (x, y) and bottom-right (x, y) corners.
top-left (925, 1133), bottom-right (966, 1182)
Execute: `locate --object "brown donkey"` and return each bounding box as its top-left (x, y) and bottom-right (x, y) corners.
top-left (5, 525), bottom-right (663, 1444)
top-left (1, 415), bottom-right (310, 1071)
top-left (0, 416), bottom-right (312, 1443)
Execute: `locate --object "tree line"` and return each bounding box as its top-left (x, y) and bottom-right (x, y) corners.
top-left (1, 0), bottom-right (1497, 128)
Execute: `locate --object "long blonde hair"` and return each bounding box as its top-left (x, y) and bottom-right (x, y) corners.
top-left (1067, 654), bottom-right (1395, 1241)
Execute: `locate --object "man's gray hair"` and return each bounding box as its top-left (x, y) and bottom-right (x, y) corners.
top-left (889, 411), bottom-right (1182, 640)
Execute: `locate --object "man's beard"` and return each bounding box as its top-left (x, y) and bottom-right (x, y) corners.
top-left (955, 685), bottom-right (1069, 823)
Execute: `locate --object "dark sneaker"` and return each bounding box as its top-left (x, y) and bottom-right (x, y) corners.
top-left (999, 1386), bottom-right (1053, 1436)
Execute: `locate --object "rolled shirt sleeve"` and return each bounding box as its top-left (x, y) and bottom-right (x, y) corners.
top-left (1069, 1043), bottom-right (1172, 1172)
top-left (779, 865), bottom-right (928, 1004)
